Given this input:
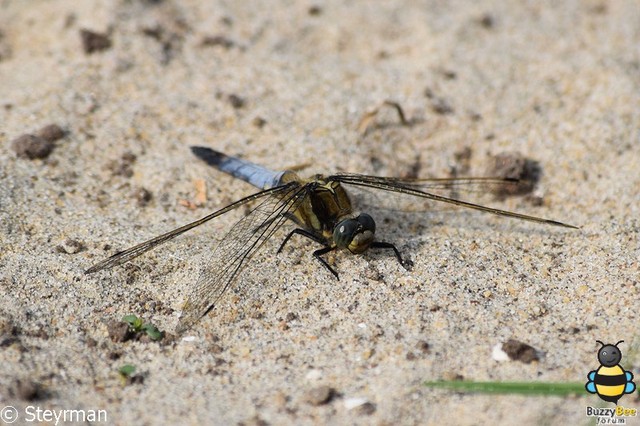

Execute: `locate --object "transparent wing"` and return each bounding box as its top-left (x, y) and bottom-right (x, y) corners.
top-left (335, 174), bottom-right (523, 192)
top-left (176, 183), bottom-right (308, 333)
top-left (331, 173), bottom-right (578, 228)
top-left (345, 176), bottom-right (525, 214)
top-left (85, 183), bottom-right (298, 274)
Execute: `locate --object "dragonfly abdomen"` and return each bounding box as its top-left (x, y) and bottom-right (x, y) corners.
top-left (191, 146), bottom-right (286, 189)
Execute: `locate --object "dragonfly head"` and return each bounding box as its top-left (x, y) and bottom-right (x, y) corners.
top-left (333, 213), bottom-right (376, 254)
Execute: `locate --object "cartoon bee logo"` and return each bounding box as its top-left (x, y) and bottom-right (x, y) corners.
top-left (585, 340), bottom-right (636, 404)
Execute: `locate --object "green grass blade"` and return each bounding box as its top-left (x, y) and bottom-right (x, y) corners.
top-left (423, 381), bottom-right (586, 396)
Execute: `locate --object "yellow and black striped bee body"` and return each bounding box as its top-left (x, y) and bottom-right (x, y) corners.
top-left (592, 365), bottom-right (630, 403)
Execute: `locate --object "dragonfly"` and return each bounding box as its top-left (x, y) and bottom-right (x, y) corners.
top-left (86, 146), bottom-right (578, 332)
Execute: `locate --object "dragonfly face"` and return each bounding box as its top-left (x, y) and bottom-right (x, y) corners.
top-left (333, 213), bottom-right (376, 254)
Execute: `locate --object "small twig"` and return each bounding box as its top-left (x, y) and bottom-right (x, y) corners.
top-left (357, 100), bottom-right (410, 136)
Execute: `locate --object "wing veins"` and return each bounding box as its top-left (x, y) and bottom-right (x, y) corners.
top-left (332, 174), bottom-right (578, 229)
top-left (85, 183), bottom-right (298, 274)
top-left (176, 184), bottom-right (309, 332)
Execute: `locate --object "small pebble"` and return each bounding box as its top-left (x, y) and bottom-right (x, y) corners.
top-left (127, 375), bottom-right (145, 385)
top-left (16, 379), bottom-right (42, 401)
top-left (108, 350), bottom-right (123, 360)
top-left (442, 371), bottom-right (464, 381)
top-left (56, 238), bottom-right (84, 254)
top-left (252, 116), bottom-right (267, 128)
top-left (133, 187), bottom-right (153, 207)
top-left (200, 34), bottom-right (235, 49)
top-left (416, 340), bottom-right (430, 353)
top-left (431, 97), bottom-right (454, 115)
top-left (305, 385), bottom-right (335, 406)
top-left (344, 397), bottom-right (372, 412)
top-left (501, 339), bottom-right (541, 363)
top-left (228, 94), bottom-right (245, 109)
top-left (441, 69), bottom-right (457, 80)
top-left (36, 124), bottom-right (65, 142)
top-left (108, 321), bottom-right (133, 343)
top-left (12, 134), bottom-right (55, 159)
top-left (492, 343), bottom-right (510, 362)
top-left (355, 402), bottom-right (376, 415)
top-left (488, 153), bottom-right (541, 196)
top-left (479, 14), bottom-right (495, 29)
top-left (308, 5), bottom-right (322, 15)
top-left (285, 312), bottom-right (298, 322)
top-left (80, 29), bottom-right (112, 54)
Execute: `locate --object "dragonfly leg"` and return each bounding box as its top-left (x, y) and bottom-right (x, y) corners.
top-left (370, 241), bottom-right (413, 270)
top-left (277, 229), bottom-right (340, 279)
top-left (313, 246), bottom-right (340, 280)
top-left (277, 228), bottom-right (325, 254)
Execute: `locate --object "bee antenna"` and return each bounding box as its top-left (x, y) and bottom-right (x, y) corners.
top-left (614, 340), bottom-right (624, 347)
top-left (595, 340), bottom-right (605, 347)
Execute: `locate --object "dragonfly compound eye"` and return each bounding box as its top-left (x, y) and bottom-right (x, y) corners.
top-left (334, 219), bottom-right (359, 249)
top-left (349, 214), bottom-right (376, 254)
top-left (357, 213), bottom-right (376, 234)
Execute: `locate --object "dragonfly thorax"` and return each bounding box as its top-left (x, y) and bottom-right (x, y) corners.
top-left (333, 213), bottom-right (376, 254)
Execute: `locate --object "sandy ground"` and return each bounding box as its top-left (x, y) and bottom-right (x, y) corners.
top-left (1, 0), bottom-right (639, 425)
